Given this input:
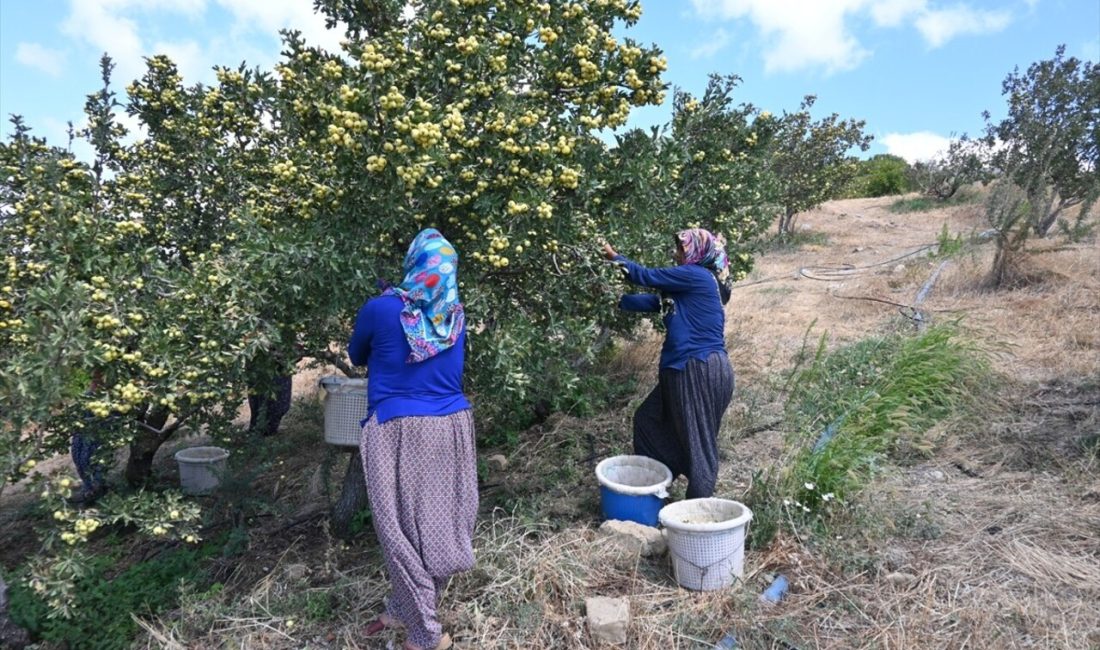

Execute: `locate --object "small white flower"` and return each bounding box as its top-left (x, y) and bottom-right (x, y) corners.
top-left (802, 505), bottom-right (811, 513)
top-left (804, 482), bottom-right (815, 491)
top-left (822, 493), bottom-right (834, 502)
top-left (782, 498), bottom-right (791, 507)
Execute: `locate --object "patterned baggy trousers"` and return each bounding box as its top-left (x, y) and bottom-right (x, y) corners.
top-left (360, 410), bottom-right (478, 648)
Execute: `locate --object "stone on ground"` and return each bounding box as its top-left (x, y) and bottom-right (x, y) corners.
top-left (599, 519), bottom-right (667, 556)
top-left (586, 596), bottom-right (630, 645)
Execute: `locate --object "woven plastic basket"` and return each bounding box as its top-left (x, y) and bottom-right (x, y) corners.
top-left (320, 376), bottom-right (368, 447)
top-left (659, 498), bottom-right (753, 591)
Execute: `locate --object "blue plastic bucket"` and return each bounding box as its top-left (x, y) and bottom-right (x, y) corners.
top-left (595, 455), bottom-right (673, 527)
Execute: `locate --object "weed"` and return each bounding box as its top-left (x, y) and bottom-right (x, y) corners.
top-left (8, 542), bottom-right (219, 649)
top-left (748, 323), bottom-right (990, 547)
top-left (934, 222), bottom-right (967, 258)
top-left (889, 189), bottom-right (979, 214)
top-left (762, 230), bottom-right (830, 252)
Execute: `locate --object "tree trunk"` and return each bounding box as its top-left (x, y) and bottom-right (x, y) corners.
top-left (124, 407), bottom-right (172, 487)
top-left (778, 207), bottom-right (797, 236)
top-left (990, 244), bottom-right (1011, 288)
top-left (1035, 195), bottom-right (1079, 237)
top-left (330, 449), bottom-right (370, 539)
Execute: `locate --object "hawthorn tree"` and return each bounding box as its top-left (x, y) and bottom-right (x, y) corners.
top-left (986, 45), bottom-right (1099, 237)
top-left (909, 135), bottom-right (990, 201)
top-left (769, 95), bottom-right (871, 235)
top-left (2, 0), bottom-right (788, 617)
top-left (981, 47), bottom-right (1099, 286)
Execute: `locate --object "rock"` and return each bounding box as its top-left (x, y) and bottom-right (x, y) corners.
top-left (284, 563), bottom-right (309, 582)
top-left (927, 469), bottom-right (945, 482)
top-left (599, 520), bottom-right (667, 556)
top-left (880, 546), bottom-right (910, 571)
top-left (586, 596), bottom-right (630, 645)
top-left (893, 264), bottom-right (906, 274)
top-left (307, 465), bottom-right (326, 499)
top-left (885, 572), bottom-right (917, 586)
top-left (487, 454), bottom-right (508, 471)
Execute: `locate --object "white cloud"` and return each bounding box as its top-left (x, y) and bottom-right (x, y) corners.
top-left (869, 0), bottom-right (927, 27)
top-left (62, 1), bottom-right (157, 84)
top-left (881, 131), bottom-right (952, 163)
top-left (691, 0), bottom-right (870, 74)
top-left (216, 0), bottom-right (345, 55)
top-left (151, 40), bottom-right (207, 82)
top-left (690, 0), bottom-right (1016, 73)
top-left (59, 0), bottom-right (344, 90)
top-left (15, 43), bottom-right (67, 77)
top-left (915, 6), bottom-right (1012, 49)
top-left (691, 28), bottom-right (732, 60)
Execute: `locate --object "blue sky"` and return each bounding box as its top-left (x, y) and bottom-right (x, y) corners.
top-left (1, 0), bottom-right (1097, 162)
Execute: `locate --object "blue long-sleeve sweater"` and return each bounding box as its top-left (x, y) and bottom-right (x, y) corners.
top-left (615, 255), bottom-right (727, 369)
top-left (347, 294), bottom-right (471, 425)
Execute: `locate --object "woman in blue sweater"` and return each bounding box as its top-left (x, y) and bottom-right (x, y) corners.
top-left (604, 228), bottom-right (735, 499)
top-left (348, 228), bottom-right (473, 650)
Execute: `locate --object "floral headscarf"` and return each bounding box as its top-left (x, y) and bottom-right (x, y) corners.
top-left (676, 228), bottom-right (730, 280)
top-left (387, 228), bottom-right (465, 363)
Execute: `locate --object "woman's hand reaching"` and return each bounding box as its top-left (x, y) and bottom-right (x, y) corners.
top-left (601, 241), bottom-right (618, 260)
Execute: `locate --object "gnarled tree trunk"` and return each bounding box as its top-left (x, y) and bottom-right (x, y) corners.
top-left (330, 449), bottom-right (370, 539)
top-left (124, 407), bottom-right (173, 486)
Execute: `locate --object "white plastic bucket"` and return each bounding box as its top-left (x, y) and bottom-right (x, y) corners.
top-left (595, 455), bottom-right (673, 527)
top-left (174, 446), bottom-right (229, 495)
top-left (320, 376), bottom-right (368, 447)
top-left (659, 498), bottom-right (753, 591)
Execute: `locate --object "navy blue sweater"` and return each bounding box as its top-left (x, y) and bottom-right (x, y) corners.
top-left (615, 255), bottom-right (727, 369)
top-left (347, 294), bottom-right (471, 424)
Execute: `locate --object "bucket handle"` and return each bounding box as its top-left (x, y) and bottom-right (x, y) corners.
top-left (669, 547), bottom-right (743, 583)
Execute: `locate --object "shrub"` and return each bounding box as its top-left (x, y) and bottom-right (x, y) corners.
top-left (849, 154), bottom-right (911, 197)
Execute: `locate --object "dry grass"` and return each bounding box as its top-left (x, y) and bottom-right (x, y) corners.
top-left (122, 196), bottom-right (1098, 649)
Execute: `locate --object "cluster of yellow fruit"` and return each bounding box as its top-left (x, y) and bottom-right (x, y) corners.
top-left (410, 122), bottom-right (444, 147)
top-left (359, 43), bottom-right (395, 73)
top-left (92, 314), bottom-right (123, 330)
top-left (506, 200), bottom-right (531, 215)
top-left (455, 35), bottom-right (481, 55)
top-left (366, 155), bottom-right (388, 173)
top-left (380, 86), bottom-right (406, 112)
top-left (557, 167), bottom-right (582, 189)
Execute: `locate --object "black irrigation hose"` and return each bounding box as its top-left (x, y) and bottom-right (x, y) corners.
top-left (731, 243), bottom-right (963, 329)
top-left (730, 243), bottom-right (940, 290)
top-left (797, 243), bottom-right (938, 281)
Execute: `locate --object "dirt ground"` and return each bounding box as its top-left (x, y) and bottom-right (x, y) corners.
top-left (713, 195), bottom-right (1100, 649)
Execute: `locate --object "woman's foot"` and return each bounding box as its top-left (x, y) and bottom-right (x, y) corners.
top-left (403, 632), bottom-right (452, 650)
top-left (363, 612), bottom-right (404, 636)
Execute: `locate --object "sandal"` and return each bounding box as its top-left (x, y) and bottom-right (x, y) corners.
top-left (403, 632), bottom-right (452, 650)
top-left (363, 612), bottom-right (404, 636)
